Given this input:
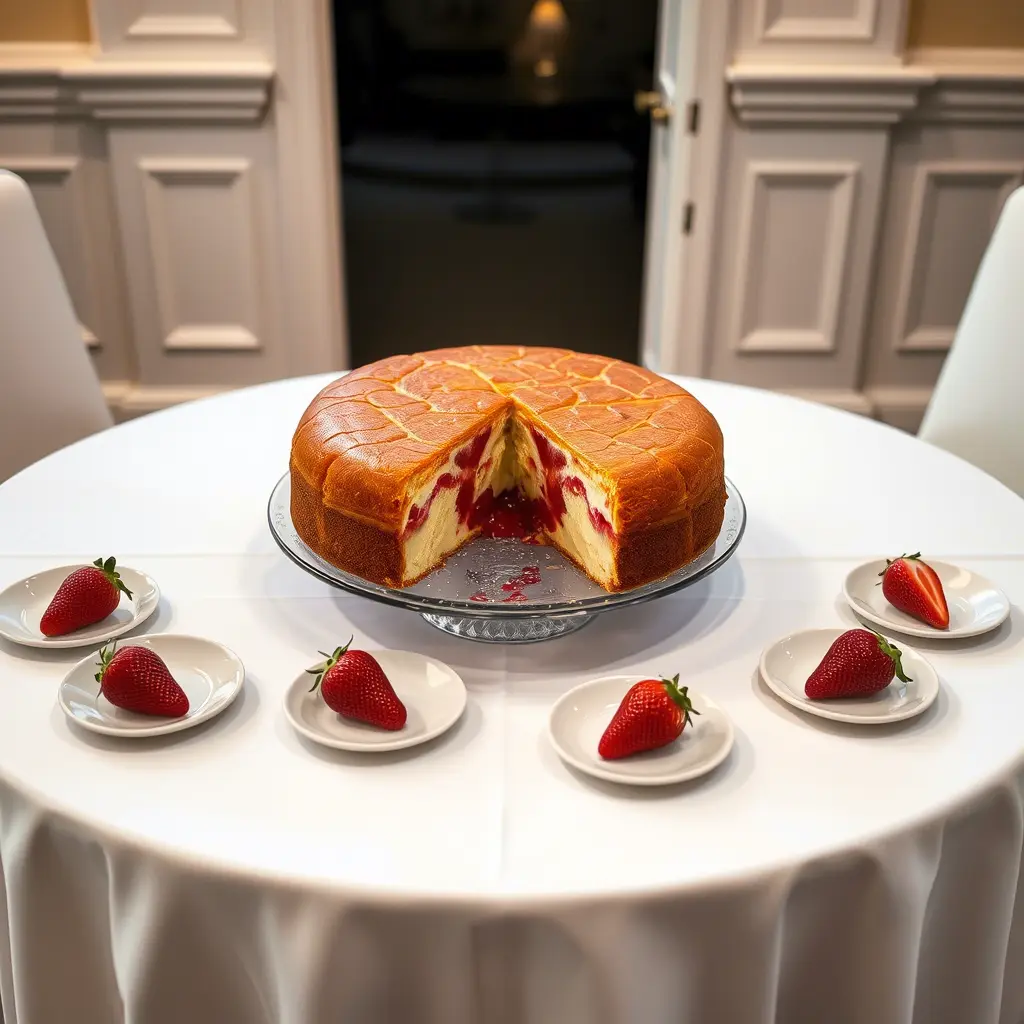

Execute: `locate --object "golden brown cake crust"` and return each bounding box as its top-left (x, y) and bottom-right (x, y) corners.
top-left (293, 347), bottom-right (722, 522)
top-left (290, 346), bottom-right (725, 590)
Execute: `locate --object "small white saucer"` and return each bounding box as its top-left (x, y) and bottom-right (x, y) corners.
top-left (843, 559), bottom-right (1010, 639)
top-left (0, 565), bottom-right (160, 649)
top-left (284, 649), bottom-right (467, 752)
top-left (759, 628), bottom-right (939, 725)
top-left (59, 634), bottom-right (244, 737)
top-left (547, 675), bottom-right (734, 786)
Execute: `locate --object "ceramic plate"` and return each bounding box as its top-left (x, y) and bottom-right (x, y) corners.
top-left (0, 565), bottom-right (160, 649)
top-left (284, 649), bottom-right (467, 752)
top-left (547, 675), bottom-right (734, 786)
top-left (759, 628), bottom-right (939, 725)
top-left (843, 559), bottom-right (1010, 639)
top-left (59, 634), bottom-right (244, 737)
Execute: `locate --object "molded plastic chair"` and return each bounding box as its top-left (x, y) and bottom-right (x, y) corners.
top-left (918, 185), bottom-right (1024, 496)
top-left (0, 170), bottom-right (113, 482)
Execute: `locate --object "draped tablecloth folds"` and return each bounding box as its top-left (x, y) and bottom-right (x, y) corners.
top-left (0, 375), bottom-right (1022, 1024)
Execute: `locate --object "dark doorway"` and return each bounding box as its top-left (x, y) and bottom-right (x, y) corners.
top-left (333, 0), bottom-right (660, 368)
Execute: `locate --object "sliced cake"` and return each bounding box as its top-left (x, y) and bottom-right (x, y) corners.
top-left (290, 346), bottom-right (726, 591)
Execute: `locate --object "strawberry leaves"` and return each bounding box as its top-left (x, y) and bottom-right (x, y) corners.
top-left (873, 630), bottom-right (912, 683)
top-left (93, 556), bottom-right (133, 600)
top-left (659, 673), bottom-right (700, 729)
top-left (306, 636), bottom-right (353, 693)
top-left (94, 640), bottom-right (118, 685)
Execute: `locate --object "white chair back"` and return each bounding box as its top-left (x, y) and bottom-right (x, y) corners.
top-left (918, 185), bottom-right (1024, 495)
top-left (0, 170), bottom-right (113, 482)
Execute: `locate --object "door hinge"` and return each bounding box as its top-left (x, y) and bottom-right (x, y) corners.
top-left (682, 202), bottom-right (695, 235)
top-left (686, 100), bottom-right (700, 135)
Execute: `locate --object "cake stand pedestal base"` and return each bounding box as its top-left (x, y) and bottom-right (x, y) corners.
top-left (420, 611), bottom-right (594, 643)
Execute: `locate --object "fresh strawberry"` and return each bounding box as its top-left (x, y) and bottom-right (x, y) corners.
top-left (598, 674), bottom-right (699, 760)
top-left (879, 552), bottom-right (950, 629)
top-left (307, 638), bottom-right (406, 730)
top-left (95, 642), bottom-right (189, 717)
top-left (40, 557), bottom-right (133, 637)
top-left (805, 629), bottom-right (911, 700)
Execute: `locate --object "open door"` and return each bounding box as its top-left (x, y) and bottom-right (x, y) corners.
top-left (637, 0), bottom-right (702, 374)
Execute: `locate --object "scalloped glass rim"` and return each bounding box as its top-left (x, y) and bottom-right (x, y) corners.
top-left (267, 474), bottom-right (746, 618)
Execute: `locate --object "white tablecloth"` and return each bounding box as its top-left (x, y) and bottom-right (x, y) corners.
top-left (1, 375), bottom-right (1023, 1024)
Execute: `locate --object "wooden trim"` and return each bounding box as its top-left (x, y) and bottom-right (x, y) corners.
top-left (728, 56), bottom-right (1024, 126)
top-left (781, 388), bottom-right (874, 417)
top-left (891, 161), bottom-right (1024, 353)
top-left (102, 380), bottom-right (240, 419)
top-left (0, 46), bottom-right (272, 121)
top-left (730, 159), bottom-right (859, 354)
top-left (865, 386), bottom-right (932, 434)
top-left (667, 0), bottom-right (738, 378)
top-left (727, 63), bottom-right (932, 125)
top-left (755, 0), bottom-right (878, 44)
top-left (269, 0), bottom-right (348, 372)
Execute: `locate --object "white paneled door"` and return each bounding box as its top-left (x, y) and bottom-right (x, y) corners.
top-left (637, 0), bottom-right (701, 375)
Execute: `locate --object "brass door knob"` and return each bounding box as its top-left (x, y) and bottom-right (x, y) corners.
top-left (634, 89), bottom-right (671, 123)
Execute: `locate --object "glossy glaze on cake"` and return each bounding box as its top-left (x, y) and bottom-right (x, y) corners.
top-left (290, 346), bottom-right (726, 591)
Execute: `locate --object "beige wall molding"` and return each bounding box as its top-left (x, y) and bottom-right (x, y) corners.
top-left (735, 0), bottom-right (910, 65)
top-left (784, 388), bottom-right (932, 432)
top-left (0, 47), bottom-right (272, 121)
top-left (711, 10), bottom-right (1024, 435)
top-left (864, 386), bottom-right (934, 433)
top-left (727, 59), bottom-right (1024, 126)
top-left (728, 65), bottom-right (933, 125)
top-left (730, 159), bottom-right (860, 353)
top-left (101, 380), bottom-right (241, 420)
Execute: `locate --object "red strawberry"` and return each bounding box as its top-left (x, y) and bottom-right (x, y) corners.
top-left (598, 674), bottom-right (699, 760)
top-left (805, 629), bottom-right (911, 700)
top-left (40, 557), bottom-right (133, 637)
top-left (879, 553), bottom-right (949, 629)
top-left (307, 638), bottom-right (406, 730)
top-left (95, 642), bottom-right (189, 718)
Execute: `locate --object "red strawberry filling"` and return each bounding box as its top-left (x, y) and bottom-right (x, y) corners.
top-left (405, 429), bottom-right (614, 545)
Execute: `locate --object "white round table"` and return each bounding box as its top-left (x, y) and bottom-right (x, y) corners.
top-left (1, 374), bottom-right (1023, 1024)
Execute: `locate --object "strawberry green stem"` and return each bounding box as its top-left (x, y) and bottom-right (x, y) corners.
top-left (878, 552), bottom-right (922, 578)
top-left (94, 641), bottom-right (118, 689)
top-left (306, 636), bottom-right (354, 692)
top-left (93, 557), bottom-right (133, 600)
top-left (872, 631), bottom-right (912, 683)
top-left (659, 673), bottom-right (701, 728)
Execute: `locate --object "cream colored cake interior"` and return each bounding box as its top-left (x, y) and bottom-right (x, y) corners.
top-left (401, 417), bottom-right (506, 582)
top-left (400, 415), bottom-right (617, 587)
top-left (511, 420), bottom-right (616, 586)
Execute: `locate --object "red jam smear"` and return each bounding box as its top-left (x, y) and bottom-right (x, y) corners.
top-left (469, 489), bottom-right (545, 540)
top-left (502, 566), bottom-right (541, 590)
top-left (502, 591), bottom-right (528, 603)
top-left (470, 591), bottom-right (490, 603)
top-left (589, 506), bottom-right (613, 537)
top-left (403, 429), bottom-right (491, 538)
top-left (530, 428), bottom-right (567, 470)
top-left (404, 428), bottom-right (614, 542)
top-left (455, 478), bottom-right (476, 523)
top-left (404, 472), bottom-right (458, 534)
top-left (454, 427), bottom-right (490, 470)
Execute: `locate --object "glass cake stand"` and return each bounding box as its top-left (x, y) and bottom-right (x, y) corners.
top-left (267, 475), bottom-right (746, 643)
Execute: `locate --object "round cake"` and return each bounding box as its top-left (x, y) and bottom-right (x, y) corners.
top-left (290, 346), bottom-right (726, 591)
